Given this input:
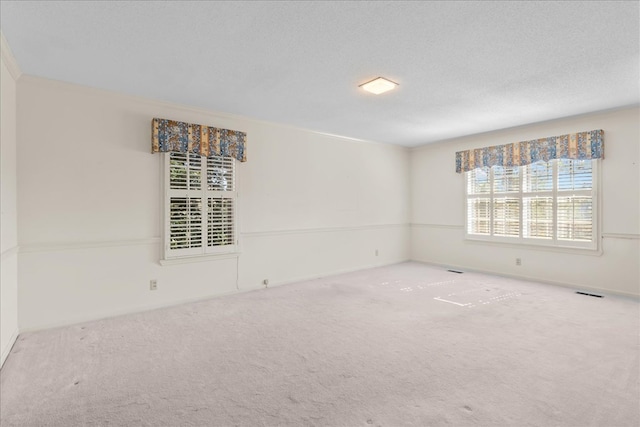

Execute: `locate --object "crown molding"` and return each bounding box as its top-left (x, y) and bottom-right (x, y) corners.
top-left (0, 31), bottom-right (22, 80)
top-left (17, 73), bottom-right (409, 151)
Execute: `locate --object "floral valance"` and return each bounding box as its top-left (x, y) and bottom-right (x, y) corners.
top-left (455, 129), bottom-right (603, 173)
top-left (151, 118), bottom-right (246, 162)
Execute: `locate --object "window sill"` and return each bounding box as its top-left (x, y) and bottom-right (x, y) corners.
top-left (464, 236), bottom-right (602, 257)
top-left (160, 252), bottom-right (241, 266)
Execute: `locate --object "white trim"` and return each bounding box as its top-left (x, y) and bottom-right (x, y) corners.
top-left (408, 105), bottom-right (639, 152)
top-left (411, 223), bottom-right (604, 256)
top-left (242, 259), bottom-right (409, 292)
top-left (18, 289), bottom-right (246, 334)
top-left (159, 252), bottom-right (240, 266)
top-left (0, 328), bottom-right (19, 369)
top-left (20, 238), bottom-right (160, 254)
top-left (13, 224), bottom-right (410, 254)
top-left (463, 236), bottom-right (604, 257)
top-left (241, 223), bottom-right (408, 238)
top-left (412, 260), bottom-right (639, 299)
top-left (18, 75), bottom-right (409, 150)
top-left (19, 259), bottom-right (409, 333)
top-left (0, 31), bottom-right (22, 80)
top-left (0, 246), bottom-right (19, 261)
top-left (411, 226), bottom-right (638, 241)
top-left (410, 223), bottom-right (463, 230)
top-left (602, 233), bottom-right (640, 240)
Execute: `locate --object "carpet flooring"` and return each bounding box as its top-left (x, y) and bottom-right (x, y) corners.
top-left (1, 262), bottom-right (639, 426)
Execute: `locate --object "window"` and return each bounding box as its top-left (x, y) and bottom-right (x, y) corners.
top-left (163, 152), bottom-right (237, 260)
top-left (465, 159), bottom-right (598, 250)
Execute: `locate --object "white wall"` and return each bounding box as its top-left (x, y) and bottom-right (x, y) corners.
top-left (16, 76), bottom-right (410, 331)
top-left (1, 35), bottom-right (20, 367)
top-left (410, 107), bottom-right (640, 297)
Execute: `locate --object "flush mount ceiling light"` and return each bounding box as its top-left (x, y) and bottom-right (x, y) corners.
top-left (359, 77), bottom-right (398, 95)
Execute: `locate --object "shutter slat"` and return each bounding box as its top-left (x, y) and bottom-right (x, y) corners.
top-left (169, 196), bottom-right (203, 250)
top-left (207, 156), bottom-right (236, 191)
top-left (523, 161), bottom-right (553, 192)
top-left (558, 159), bottom-right (592, 191)
top-left (493, 166), bottom-right (520, 194)
top-left (467, 198), bottom-right (490, 235)
top-left (207, 197), bottom-right (235, 247)
top-left (523, 197), bottom-right (553, 239)
top-left (558, 196), bottom-right (592, 241)
top-left (493, 197), bottom-right (520, 237)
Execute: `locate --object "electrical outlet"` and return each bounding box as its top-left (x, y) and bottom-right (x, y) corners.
top-left (375, 249), bottom-right (379, 256)
top-left (263, 279), bottom-right (269, 287)
top-left (515, 258), bottom-right (522, 266)
top-left (150, 280), bottom-right (158, 290)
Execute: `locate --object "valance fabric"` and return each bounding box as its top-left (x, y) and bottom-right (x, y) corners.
top-left (455, 129), bottom-right (603, 173)
top-left (151, 118), bottom-right (247, 162)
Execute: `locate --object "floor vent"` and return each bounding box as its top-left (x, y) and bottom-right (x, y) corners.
top-left (447, 270), bottom-right (463, 274)
top-left (576, 291), bottom-right (603, 298)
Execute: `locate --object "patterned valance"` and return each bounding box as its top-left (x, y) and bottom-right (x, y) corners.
top-left (151, 118), bottom-right (246, 162)
top-left (455, 129), bottom-right (603, 173)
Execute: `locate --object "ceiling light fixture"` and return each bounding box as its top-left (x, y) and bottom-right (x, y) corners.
top-left (359, 77), bottom-right (398, 95)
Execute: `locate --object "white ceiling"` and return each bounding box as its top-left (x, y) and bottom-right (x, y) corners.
top-left (1, 1), bottom-right (638, 147)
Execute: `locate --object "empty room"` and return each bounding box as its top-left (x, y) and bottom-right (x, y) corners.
top-left (1, 1), bottom-right (638, 426)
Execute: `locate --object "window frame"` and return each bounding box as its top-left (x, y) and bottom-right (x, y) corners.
top-left (161, 152), bottom-right (239, 262)
top-left (464, 159), bottom-right (600, 251)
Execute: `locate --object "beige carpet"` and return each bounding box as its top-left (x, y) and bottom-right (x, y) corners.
top-left (1, 262), bottom-right (639, 426)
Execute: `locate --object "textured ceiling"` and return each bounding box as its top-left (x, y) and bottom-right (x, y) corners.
top-left (1, 1), bottom-right (638, 147)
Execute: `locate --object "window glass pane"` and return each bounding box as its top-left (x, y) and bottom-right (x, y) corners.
top-left (523, 161), bottom-right (552, 192)
top-left (558, 159), bottom-right (592, 191)
top-left (492, 197), bottom-right (520, 237)
top-left (493, 166), bottom-right (520, 193)
top-left (169, 197), bottom-right (203, 249)
top-left (557, 196), bottom-right (592, 241)
top-left (467, 198), bottom-right (490, 235)
top-left (523, 197), bottom-right (553, 239)
top-left (467, 167), bottom-right (490, 195)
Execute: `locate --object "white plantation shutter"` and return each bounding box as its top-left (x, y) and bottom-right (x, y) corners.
top-left (493, 166), bottom-right (520, 193)
top-left (466, 168), bottom-right (491, 235)
top-left (164, 153), bottom-right (237, 259)
top-left (207, 156), bottom-right (235, 192)
top-left (467, 198), bottom-right (490, 235)
top-left (169, 197), bottom-right (203, 250)
top-left (522, 161), bottom-right (554, 240)
top-left (467, 168), bottom-right (490, 195)
top-left (523, 161), bottom-right (553, 193)
top-left (208, 198), bottom-right (235, 247)
top-left (557, 160), bottom-right (593, 243)
top-left (493, 198), bottom-right (520, 237)
top-left (205, 156), bottom-right (236, 252)
top-left (465, 159), bottom-right (597, 249)
top-left (523, 197), bottom-right (553, 239)
top-left (492, 166), bottom-right (520, 237)
top-left (169, 153), bottom-right (202, 190)
top-left (557, 196), bottom-right (593, 241)
top-left (558, 159), bottom-right (592, 191)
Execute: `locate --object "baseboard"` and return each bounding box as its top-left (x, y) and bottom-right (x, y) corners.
top-left (247, 258), bottom-right (410, 292)
top-left (19, 259), bottom-right (410, 334)
top-left (411, 259), bottom-right (640, 299)
top-left (1, 328), bottom-right (19, 369)
top-left (19, 288), bottom-right (244, 334)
